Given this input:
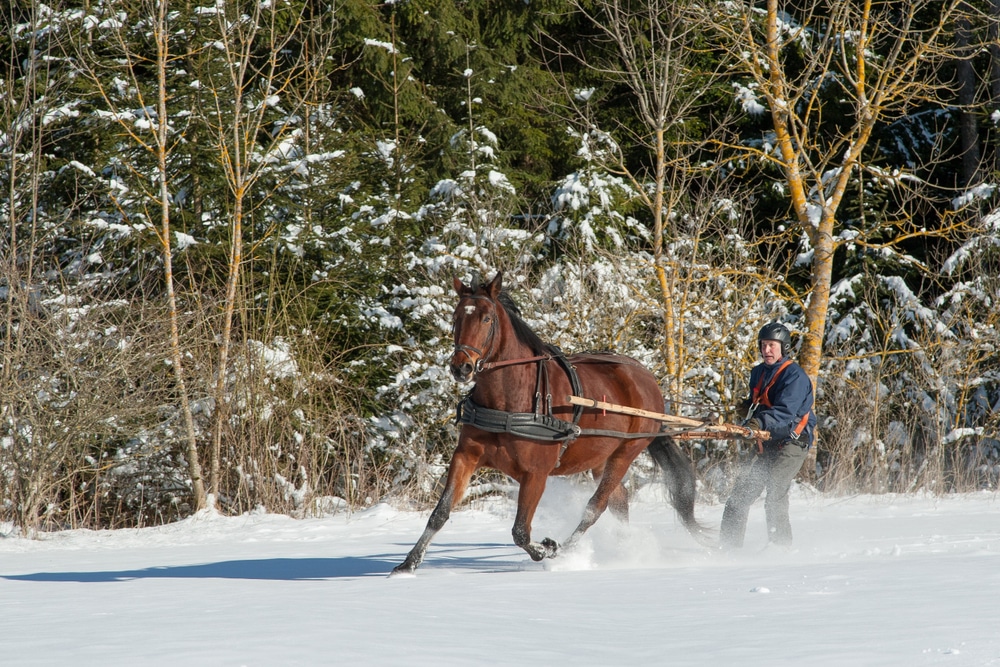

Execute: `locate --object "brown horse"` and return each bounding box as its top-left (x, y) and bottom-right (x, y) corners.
top-left (391, 273), bottom-right (707, 575)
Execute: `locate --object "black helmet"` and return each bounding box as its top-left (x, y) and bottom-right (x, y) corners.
top-left (758, 322), bottom-right (792, 355)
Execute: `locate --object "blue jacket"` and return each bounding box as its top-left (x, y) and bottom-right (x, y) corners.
top-left (746, 356), bottom-right (816, 448)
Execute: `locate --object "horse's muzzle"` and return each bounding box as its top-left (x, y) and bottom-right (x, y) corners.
top-left (450, 359), bottom-right (475, 383)
top-left (450, 344), bottom-right (482, 383)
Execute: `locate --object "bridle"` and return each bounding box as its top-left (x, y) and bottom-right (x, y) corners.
top-left (452, 295), bottom-right (500, 375)
top-left (452, 293), bottom-right (554, 376)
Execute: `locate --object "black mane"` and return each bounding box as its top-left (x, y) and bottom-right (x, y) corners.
top-left (495, 290), bottom-right (561, 357)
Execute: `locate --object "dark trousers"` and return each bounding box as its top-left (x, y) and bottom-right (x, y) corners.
top-left (720, 443), bottom-right (809, 549)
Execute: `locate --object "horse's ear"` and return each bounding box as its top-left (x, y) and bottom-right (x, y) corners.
top-left (453, 276), bottom-right (471, 296)
top-left (485, 272), bottom-right (503, 299)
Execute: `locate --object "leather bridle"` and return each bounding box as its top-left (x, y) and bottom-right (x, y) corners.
top-left (452, 295), bottom-right (499, 375)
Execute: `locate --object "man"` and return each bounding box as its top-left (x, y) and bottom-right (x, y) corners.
top-left (720, 322), bottom-right (816, 550)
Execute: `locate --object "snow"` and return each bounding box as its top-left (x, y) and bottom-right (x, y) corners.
top-left (2, 482), bottom-right (999, 665)
top-left (733, 82), bottom-right (766, 116)
top-left (951, 183), bottom-right (996, 210)
top-left (174, 231), bottom-right (198, 250)
top-left (364, 39), bottom-right (398, 54)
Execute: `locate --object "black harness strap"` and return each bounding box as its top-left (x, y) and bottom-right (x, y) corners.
top-left (457, 350), bottom-right (585, 444)
top-left (457, 397), bottom-right (582, 442)
top-left (554, 353), bottom-right (584, 426)
top-left (456, 397), bottom-right (667, 442)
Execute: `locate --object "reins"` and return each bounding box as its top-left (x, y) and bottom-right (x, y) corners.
top-left (476, 354), bottom-right (552, 372)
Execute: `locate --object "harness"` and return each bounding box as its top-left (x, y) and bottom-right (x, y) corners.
top-left (456, 352), bottom-right (584, 442)
top-left (451, 293), bottom-right (667, 460)
top-left (746, 359), bottom-right (810, 442)
top-left (455, 354), bottom-right (666, 461)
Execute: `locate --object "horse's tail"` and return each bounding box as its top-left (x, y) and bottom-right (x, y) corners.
top-left (647, 435), bottom-right (715, 545)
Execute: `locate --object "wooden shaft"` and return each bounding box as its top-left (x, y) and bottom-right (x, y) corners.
top-left (568, 394), bottom-right (702, 425)
top-left (567, 395), bottom-right (770, 440)
top-left (671, 431), bottom-right (764, 441)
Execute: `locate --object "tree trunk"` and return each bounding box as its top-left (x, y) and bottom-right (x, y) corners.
top-left (991, 0), bottom-right (1000, 104)
top-left (799, 216), bottom-right (836, 383)
top-left (955, 8), bottom-right (981, 188)
top-left (210, 193), bottom-right (243, 499)
top-left (155, 0), bottom-right (208, 511)
top-left (651, 126), bottom-right (679, 402)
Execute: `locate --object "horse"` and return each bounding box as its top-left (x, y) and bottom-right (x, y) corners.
top-left (391, 272), bottom-right (707, 575)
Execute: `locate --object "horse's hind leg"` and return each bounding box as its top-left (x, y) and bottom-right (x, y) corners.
top-left (547, 453), bottom-right (635, 556)
top-left (391, 448), bottom-right (479, 576)
top-left (607, 481), bottom-right (629, 523)
top-left (594, 466), bottom-right (629, 522)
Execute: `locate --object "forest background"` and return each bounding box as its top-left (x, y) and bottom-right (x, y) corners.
top-left (2, 0), bottom-right (999, 532)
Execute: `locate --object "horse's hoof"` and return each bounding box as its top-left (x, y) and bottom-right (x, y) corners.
top-left (526, 545), bottom-right (546, 561)
top-left (389, 563), bottom-right (417, 578)
top-left (541, 537), bottom-right (560, 558)
top-left (524, 538), bottom-right (561, 561)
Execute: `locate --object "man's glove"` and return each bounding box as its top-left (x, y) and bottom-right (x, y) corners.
top-left (734, 399), bottom-right (752, 421)
top-left (742, 418), bottom-right (765, 453)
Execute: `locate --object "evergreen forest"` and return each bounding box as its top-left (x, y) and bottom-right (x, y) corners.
top-left (3, 0), bottom-right (999, 531)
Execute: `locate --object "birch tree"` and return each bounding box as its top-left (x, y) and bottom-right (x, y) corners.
top-left (68, 0), bottom-right (210, 510)
top-left (186, 1), bottom-right (334, 498)
top-left (713, 0), bottom-right (987, 385)
top-left (1, 1), bottom-right (59, 529)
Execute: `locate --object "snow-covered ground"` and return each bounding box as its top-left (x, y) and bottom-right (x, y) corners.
top-left (2, 480), bottom-right (999, 666)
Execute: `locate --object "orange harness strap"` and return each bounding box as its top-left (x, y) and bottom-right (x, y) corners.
top-left (751, 360), bottom-right (792, 408)
top-left (751, 360), bottom-right (810, 439)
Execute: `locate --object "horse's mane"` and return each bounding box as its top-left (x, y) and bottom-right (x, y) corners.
top-left (495, 290), bottom-right (561, 357)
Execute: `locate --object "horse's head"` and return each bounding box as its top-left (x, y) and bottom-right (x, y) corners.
top-left (450, 272), bottom-right (504, 382)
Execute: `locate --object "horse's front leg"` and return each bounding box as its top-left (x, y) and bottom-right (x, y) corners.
top-left (511, 473), bottom-right (558, 562)
top-left (391, 447), bottom-right (479, 576)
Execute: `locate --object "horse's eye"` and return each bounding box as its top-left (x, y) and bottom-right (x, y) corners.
top-left (482, 314), bottom-right (492, 324)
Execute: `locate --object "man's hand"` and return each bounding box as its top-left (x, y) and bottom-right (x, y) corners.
top-left (745, 418), bottom-right (762, 432)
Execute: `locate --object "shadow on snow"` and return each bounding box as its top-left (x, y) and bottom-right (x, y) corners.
top-left (1, 542), bottom-right (528, 582)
